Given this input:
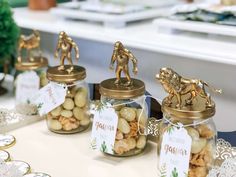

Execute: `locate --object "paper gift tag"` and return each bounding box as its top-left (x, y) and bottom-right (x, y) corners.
top-left (32, 82), bottom-right (67, 116)
top-left (16, 71), bottom-right (40, 104)
top-left (159, 126), bottom-right (192, 177)
top-left (91, 105), bottom-right (118, 154)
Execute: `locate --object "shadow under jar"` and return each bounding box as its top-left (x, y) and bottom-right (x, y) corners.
top-left (46, 65), bottom-right (90, 134)
top-left (99, 78), bottom-right (148, 157)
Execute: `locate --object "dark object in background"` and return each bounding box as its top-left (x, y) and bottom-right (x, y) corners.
top-left (28, 0), bottom-right (57, 10)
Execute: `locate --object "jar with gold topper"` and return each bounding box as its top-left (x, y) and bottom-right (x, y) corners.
top-left (14, 30), bottom-right (48, 115)
top-left (97, 41), bottom-right (148, 157)
top-left (156, 68), bottom-right (222, 177)
top-left (46, 31), bottom-right (90, 134)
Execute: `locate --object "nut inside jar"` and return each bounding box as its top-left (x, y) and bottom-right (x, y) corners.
top-left (112, 103), bottom-right (148, 156)
top-left (47, 85), bottom-right (90, 134)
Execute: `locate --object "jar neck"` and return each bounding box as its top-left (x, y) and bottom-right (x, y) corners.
top-left (49, 80), bottom-right (86, 88)
top-left (163, 113), bottom-right (213, 128)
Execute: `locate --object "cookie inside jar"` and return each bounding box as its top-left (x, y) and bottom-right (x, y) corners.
top-left (47, 84), bottom-right (90, 134)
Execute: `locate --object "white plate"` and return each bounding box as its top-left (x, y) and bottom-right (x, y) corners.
top-left (6, 160), bottom-right (31, 175)
top-left (0, 134), bottom-right (16, 149)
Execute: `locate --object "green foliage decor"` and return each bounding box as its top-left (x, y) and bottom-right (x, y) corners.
top-left (0, 0), bottom-right (20, 66)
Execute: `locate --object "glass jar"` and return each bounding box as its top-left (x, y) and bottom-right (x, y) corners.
top-left (46, 65), bottom-right (90, 134)
top-left (156, 67), bottom-right (220, 177)
top-left (14, 57), bottom-right (48, 115)
top-left (99, 77), bottom-right (148, 157)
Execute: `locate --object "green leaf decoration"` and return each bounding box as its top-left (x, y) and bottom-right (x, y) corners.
top-left (171, 167), bottom-right (178, 177)
top-left (100, 141), bottom-right (108, 153)
top-left (160, 163), bottom-right (167, 177)
top-left (166, 126), bottom-right (175, 135)
top-left (0, 0), bottom-right (20, 65)
top-left (37, 103), bottom-right (43, 109)
top-left (91, 138), bottom-right (97, 150)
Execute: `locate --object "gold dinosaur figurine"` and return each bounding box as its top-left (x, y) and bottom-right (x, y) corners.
top-left (17, 30), bottom-right (41, 63)
top-left (54, 31), bottom-right (79, 73)
top-left (110, 41), bottom-right (138, 86)
top-left (156, 68), bottom-right (222, 108)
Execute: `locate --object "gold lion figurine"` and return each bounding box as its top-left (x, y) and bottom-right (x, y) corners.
top-left (17, 30), bottom-right (41, 63)
top-left (156, 68), bottom-right (222, 108)
top-left (110, 41), bottom-right (138, 86)
top-left (54, 31), bottom-right (79, 73)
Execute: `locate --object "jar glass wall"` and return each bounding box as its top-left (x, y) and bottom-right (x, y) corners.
top-left (157, 114), bottom-right (217, 177)
top-left (46, 80), bottom-right (90, 134)
top-left (14, 63), bottom-right (48, 115)
top-left (100, 95), bottom-right (148, 157)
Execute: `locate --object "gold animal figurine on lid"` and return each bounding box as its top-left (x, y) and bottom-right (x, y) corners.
top-left (54, 31), bottom-right (79, 74)
top-left (16, 30), bottom-right (48, 71)
top-left (110, 41), bottom-right (138, 86)
top-left (100, 41), bottom-right (145, 99)
top-left (47, 32), bottom-right (86, 83)
top-left (156, 68), bottom-right (222, 110)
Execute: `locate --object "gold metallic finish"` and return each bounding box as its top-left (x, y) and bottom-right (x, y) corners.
top-left (110, 41), bottom-right (138, 86)
top-left (0, 135), bottom-right (16, 150)
top-left (100, 78), bottom-right (145, 99)
top-left (17, 30), bottom-right (42, 63)
top-left (47, 65), bottom-right (86, 83)
top-left (47, 32), bottom-right (85, 82)
top-left (100, 41), bottom-right (144, 99)
top-left (15, 57), bottom-right (48, 71)
top-left (156, 68), bottom-right (222, 119)
top-left (54, 31), bottom-right (79, 74)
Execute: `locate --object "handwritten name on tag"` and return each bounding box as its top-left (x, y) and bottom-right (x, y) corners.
top-left (159, 126), bottom-right (192, 177)
top-left (91, 106), bottom-right (118, 154)
top-left (16, 71), bottom-right (40, 104)
top-left (32, 82), bottom-right (67, 116)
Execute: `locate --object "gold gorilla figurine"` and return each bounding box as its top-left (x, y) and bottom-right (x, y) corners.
top-left (54, 31), bottom-right (79, 73)
top-left (156, 68), bottom-right (222, 108)
top-left (110, 41), bottom-right (138, 86)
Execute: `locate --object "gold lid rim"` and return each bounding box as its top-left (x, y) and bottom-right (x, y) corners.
top-left (15, 57), bottom-right (48, 71)
top-left (47, 65), bottom-right (86, 83)
top-left (99, 78), bottom-right (145, 99)
top-left (161, 98), bottom-right (216, 120)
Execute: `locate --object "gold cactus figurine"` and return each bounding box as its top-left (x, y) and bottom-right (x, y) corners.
top-left (110, 41), bottom-right (138, 86)
top-left (17, 30), bottom-right (41, 63)
top-left (156, 68), bottom-right (222, 108)
top-left (54, 31), bottom-right (79, 73)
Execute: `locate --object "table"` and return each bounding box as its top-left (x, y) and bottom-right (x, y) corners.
top-left (7, 121), bottom-right (157, 177)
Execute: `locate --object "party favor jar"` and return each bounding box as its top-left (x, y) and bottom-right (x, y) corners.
top-left (91, 41), bottom-right (148, 157)
top-left (15, 30), bottom-right (48, 115)
top-left (46, 32), bottom-right (90, 134)
top-left (156, 68), bottom-right (222, 177)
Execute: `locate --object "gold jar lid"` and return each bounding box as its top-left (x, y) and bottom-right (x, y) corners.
top-left (47, 31), bottom-right (85, 83)
top-left (162, 95), bottom-right (215, 119)
top-left (15, 57), bottom-right (48, 71)
top-left (156, 67), bottom-right (222, 120)
top-left (99, 41), bottom-right (145, 99)
top-left (47, 65), bottom-right (86, 83)
top-left (100, 78), bottom-right (145, 99)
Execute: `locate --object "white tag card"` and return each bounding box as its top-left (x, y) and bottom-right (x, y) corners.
top-left (16, 71), bottom-right (40, 104)
top-left (159, 126), bottom-right (192, 177)
top-left (91, 105), bottom-right (118, 154)
top-left (32, 82), bottom-right (67, 116)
